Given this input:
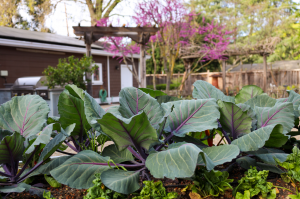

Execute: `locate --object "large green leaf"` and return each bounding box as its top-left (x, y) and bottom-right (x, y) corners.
top-left (138, 88), bottom-right (167, 98)
top-left (25, 124), bottom-right (55, 155)
top-left (255, 153), bottom-right (288, 165)
top-left (235, 85), bottom-right (264, 104)
top-left (0, 183), bottom-right (31, 193)
top-left (193, 80), bottom-right (234, 102)
top-left (102, 144), bottom-right (134, 163)
top-left (101, 169), bottom-right (140, 194)
top-left (58, 85), bottom-right (91, 136)
top-left (197, 145), bottom-right (240, 166)
top-left (278, 91), bottom-right (300, 118)
top-left (255, 102), bottom-right (294, 135)
top-left (119, 87), bottom-right (164, 129)
top-left (217, 101), bottom-right (252, 138)
top-left (38, 124), bottom-right (75, 162)
top-left (244, 94), bottom-right (276, 109)
top-left (38, 156), bottom-right (71, 175)
top-left (231, 124), bottom-right (286, 151)
top-left (236, 156), bottom-right (257, 170)
top-left (50, 150), bottom-right (111, 189)
top-left (164, 99), bottom-right (220, 137)
top-left (146, 142), bottom-right (212, 179)
top-left (97, 112), bottom-right (159, 152)
top-left (156, 96), bottom-right (180, 105)
top-left (0, 95), bottom-right (49, 138)
top-left (84, 91), bottom-right (106, 132)
top-left (0, 132), bottom-right (25, 164)
top-left (236, 103), bottom-right (257, 131)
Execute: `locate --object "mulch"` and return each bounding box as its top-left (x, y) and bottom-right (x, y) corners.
top-left (5, 163), bottom-right (298, 199)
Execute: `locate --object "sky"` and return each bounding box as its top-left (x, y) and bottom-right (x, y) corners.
top-left (45, 0), bottom-right (140, 37)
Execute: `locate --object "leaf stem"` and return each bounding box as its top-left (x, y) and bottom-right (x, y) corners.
top-left (15, 145), bottom-right (40, 180)
top-left (64, 140), bottom-right (78, 152)
top-left (127, 146), bottom-right (144, 162)
top-left (218, 120), bottom-right (231, 144)
top-left (0, 171), bottom-right (12, 178)
top-left (17, 161), bottom-right (44, 183)
top-left (76, 162), bottom-right (145, 168)
top-left (156, 133), bottom-right (173, 151)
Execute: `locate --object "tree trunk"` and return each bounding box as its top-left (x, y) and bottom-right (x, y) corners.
top-left (163, 56), bottom-right (170, 93)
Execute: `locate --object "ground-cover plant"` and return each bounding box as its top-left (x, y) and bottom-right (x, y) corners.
top-left (0, 95), bottom-right (75, 197)
top-left (233, 167), bottom-right (276, 199)
top-left (84, 173), bottom-right (126, 199)
top-left (184, 166), bottom-right (233, 197)
top-left (49, 86), bottom-right (240, 194)
top-left (132, 180), bottom-right (178, 199)
top-left (43, 191), bottom-right (56, 199)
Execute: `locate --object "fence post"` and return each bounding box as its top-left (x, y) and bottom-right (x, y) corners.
top-left (263, 54), bottom-right (268, 92)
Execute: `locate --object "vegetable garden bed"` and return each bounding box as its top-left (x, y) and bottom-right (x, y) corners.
top-left (1, 80), bottom-right (300, 199)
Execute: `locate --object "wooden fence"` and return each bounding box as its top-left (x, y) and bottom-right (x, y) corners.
top-left (146, 69), bottom-right (300, 97)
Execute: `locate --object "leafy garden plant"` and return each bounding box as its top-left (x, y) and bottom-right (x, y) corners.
top-left (1, 80), bottom-right (299, 197)
top-left (132, 180), bottom-right (178, 199)
top-left (184, 166), bottom-right (233, 197)
top-left (0, 95), bottom-right (75, 197)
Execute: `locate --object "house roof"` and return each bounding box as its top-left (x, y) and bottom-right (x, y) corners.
top-left (0, 26), bottom-right (102, 50)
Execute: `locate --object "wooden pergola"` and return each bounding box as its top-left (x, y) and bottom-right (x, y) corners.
top-left (72, 24), bottom-right (159, 95)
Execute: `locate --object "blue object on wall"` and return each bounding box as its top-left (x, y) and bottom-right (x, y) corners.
top-left (99, 89), bottom-right (107, 103)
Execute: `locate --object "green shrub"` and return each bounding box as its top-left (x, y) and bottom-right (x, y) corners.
top-left (146, 84), bottom-right (179, 90)
top-left (43, 55), bottom-right (98, 90)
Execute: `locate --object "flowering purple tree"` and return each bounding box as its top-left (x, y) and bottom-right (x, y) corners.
top-left (134, 0), bottom-right (231, 92)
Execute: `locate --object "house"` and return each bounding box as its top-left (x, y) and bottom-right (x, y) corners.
top-left (0, 26), bottom-right (145, 103)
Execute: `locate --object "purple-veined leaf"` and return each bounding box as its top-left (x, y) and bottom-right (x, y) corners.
top-left (0, 95), bottom-right (49, 138)
top-left (235, 85), bottom-right (263, 104)
top-left (218, 101), bottom-right (252, 139)
top-left (163, 99), bottom-right (220, 137)
top-left (276, 90), bottom-right (300, 118)
top-left (244, 94), bottom-right (276, 109)
top-left (146, 142), bottom-right (214, 179)
top-left (236, 103), bottom-right (257, 131)
top-left (58, 85), bottom-right (91, 136)
top-left (101, 169), bottom-right (140, 194)
top-left (193, 80), bottom-right (234, 102)
top-left (119, 87), bottom-right (164, 129)
top-left (97, 112), bottom-right (159, 152)
top-left (255, 102), bottom-right (294, 134)
top-left (50, 150), bottom-right (111, 189)
top-left (232, 124), bottom-right (287, 151)
top-left (0, 132), bottom-right (25, 164)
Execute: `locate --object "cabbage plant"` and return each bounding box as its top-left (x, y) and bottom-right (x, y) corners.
top-left (49, 87), bottom-right (240, 194)
top-left (0, 95), bottom-right (75, 197)
top-left (193, 80), bottom-right (298, 173)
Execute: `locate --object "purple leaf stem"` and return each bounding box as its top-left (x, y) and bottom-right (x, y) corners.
top-left (2, 164), bottom-right (11, 176)
top-left (0, 171), bottom-right (12, 178)
top-left (14, 146), bottom-right (40, 180)
top-left (55, 149), bottom-right (75, 156)
top-left (68, 137), bottom-right (80, 152)
top-left (155, 133), bottom-right (174, 151)
top-left (218, 120), bottom-right (232, 144)
top-left (127, 146), bottom-right (144, 162)
top-left (17, 161), bottom-right (44, 183)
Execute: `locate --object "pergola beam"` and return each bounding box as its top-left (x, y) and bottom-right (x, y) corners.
top-left (72, 25), bottom-right (159, 95)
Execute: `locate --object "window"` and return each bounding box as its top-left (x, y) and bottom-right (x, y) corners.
top-left (83, 63), bottom-right (103, 85)
top-left (92, 63), bottom-right (103, 85)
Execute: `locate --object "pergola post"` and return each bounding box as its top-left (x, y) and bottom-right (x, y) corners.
top-left (222, 60), bottom-right (226, 93)
top-left (140, 44), bottom-right (146, 88)
top-left (263, 53), bottom-right (268, 93)
top-left (86, 43), bottom-right (92, 95)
